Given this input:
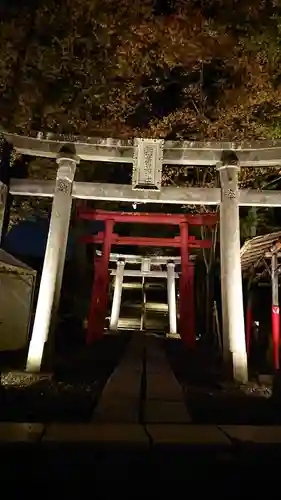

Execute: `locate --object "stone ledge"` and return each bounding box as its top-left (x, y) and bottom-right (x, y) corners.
top-left (146, 424), bottom-right (231, 446)
top-left (219, 425), bottom-right (281, 444)
top-left (0, 423), bottom-right (44, 443)
top-left (2, 424), bottom-right (281, 448)
top-left (42, 423), bottom-right (149, 445)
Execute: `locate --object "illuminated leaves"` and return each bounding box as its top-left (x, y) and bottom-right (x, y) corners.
top-left (0, 0), bottom-right (280, 144)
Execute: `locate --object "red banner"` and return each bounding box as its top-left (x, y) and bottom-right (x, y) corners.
top-left (272, 306), bottom-right (280, 370)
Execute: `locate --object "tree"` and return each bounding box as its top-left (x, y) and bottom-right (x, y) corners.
top-left (2, 1), bottom-right (281, 247)
top-left (1, 0), bottom-right (281, 141)
top-left (2, 0), bottom-right (281, 343)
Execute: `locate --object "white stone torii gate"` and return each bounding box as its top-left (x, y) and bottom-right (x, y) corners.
top-left (2, 132), bottom-right (281, 382)
top-left (107, 254), bottom-right (180, 337)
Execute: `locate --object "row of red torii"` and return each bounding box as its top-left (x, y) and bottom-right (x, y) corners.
top-left (2, 133), bottom-right (281, 383)
top-left (79, 209), bottom-right (216, 344)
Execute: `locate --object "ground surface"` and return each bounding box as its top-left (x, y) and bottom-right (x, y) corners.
top-left (2, 333), bottom-right (281, 484)
top-left (165, 339), bottom-right (281, 425)
top-left (0, 333), bottom-right (129, 422)
top-left (0, 332), bottom-right (280, 425)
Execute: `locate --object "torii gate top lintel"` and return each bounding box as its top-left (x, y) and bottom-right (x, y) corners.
top-left (79, 210), bottom-right (216, 249)
top-left (4, 131), bottom-right (281, 167)
top-left (3, 133), bottom-right (281, 209)
top-left (78, 209), bottom-right (218, 227)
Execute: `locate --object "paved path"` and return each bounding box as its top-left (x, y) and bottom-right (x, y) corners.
top-left (1, 335), bottom-right (281, 480)
top-left (92, 333), bottom-right (191, 423)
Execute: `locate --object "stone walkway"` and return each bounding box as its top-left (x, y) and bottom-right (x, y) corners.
top-left (92, 333), bottom-right (191, 423)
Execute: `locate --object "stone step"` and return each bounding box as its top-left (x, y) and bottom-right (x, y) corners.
top-left (145, 400), bottom-right (191, 423)
top-left (93, 333), bottom-right (189, 424)
top-left (92, 334), bottom-right (144, 422)
top-left (93, 397), bottom-right (140, 422)
top-left (0, 423), bottom-right (44, 442)
top-left (43, 423), bottom-right (148, 445)
top-left (146, 424), bottom-right (231, 446)
top-left (146, 372), bottom-right (184, 400)
top-left (100, 371), bottom-right (142, 399)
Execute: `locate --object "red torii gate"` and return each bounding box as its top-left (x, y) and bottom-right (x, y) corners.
top-left (78, 210), bottom-right (218, 346)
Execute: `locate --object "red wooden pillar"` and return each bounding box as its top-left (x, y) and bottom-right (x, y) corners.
top-left (87, 256), bottom-right (103, 344)
top-left (87, 219), bottom-right (114, 343)
top-left (272, 306), bottom-right (280, 370)
top-left (272, 254), bottom-right (280, 370)
top-left (179, 222), bottom-right (195, 347)
top-left (186, 261), bottom-right (195, 345)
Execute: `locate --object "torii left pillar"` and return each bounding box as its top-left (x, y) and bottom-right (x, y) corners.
top-left (26, 152), bottom-right (78, 372)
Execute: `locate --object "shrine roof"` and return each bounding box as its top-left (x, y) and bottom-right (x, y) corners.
top-left (240, 231), bottom-right (281, 273)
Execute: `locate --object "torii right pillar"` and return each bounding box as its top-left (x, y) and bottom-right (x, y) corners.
top-left (219, 156), bottom-right (248, 384)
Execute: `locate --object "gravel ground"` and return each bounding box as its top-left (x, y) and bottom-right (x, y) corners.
top-left (165, 338), bottom-right (281, 425)
top-left (1, 332), bottom-right (281, 425)
top-left (0, 333), bottom-right (129, 422)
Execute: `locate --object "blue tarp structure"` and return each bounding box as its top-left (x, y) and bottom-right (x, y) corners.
top-left (4, 217), bottom-right (104, 260)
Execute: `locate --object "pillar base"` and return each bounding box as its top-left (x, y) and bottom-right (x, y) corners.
top-left (104, 329), bottom-right (120, 336)
top-left (232, 351), bottom-right (248, 384)
top-left (222, 350), bottom-right (248, 384)
top-left (166, 332), bottom-right (181, 340)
